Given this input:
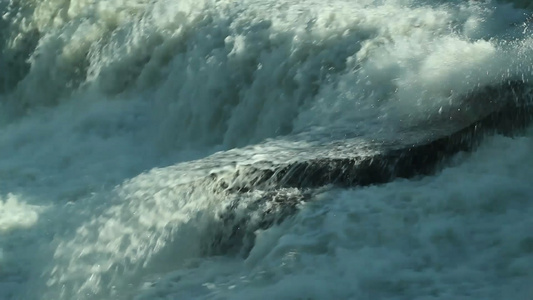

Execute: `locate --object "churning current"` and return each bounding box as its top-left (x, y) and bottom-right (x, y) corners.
top-left (0, 0), bottom-right (532, 299)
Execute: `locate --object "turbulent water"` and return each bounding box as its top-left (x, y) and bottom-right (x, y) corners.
top-left (1, 0), bottom-right (533, 299)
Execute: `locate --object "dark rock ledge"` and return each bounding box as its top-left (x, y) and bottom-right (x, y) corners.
top-left (202, 81), bottom-right (533, 255)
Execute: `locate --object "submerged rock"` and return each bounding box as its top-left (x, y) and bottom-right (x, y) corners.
top-left (213, 81), bottom-right (532, 191)
top-left (206, 81), bottom-right (533, 255)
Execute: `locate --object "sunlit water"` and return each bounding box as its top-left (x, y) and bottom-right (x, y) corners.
top-left (0, 0), bottom-right (532, 299)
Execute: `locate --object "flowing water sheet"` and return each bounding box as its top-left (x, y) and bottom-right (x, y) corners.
top-left (1, 0), bottom-right (533, 299)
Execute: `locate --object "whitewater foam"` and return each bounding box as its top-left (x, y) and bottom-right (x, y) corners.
top-left (1, 0), bottom-right (533, 299)
top-left (0, 194), bottom-right (42, 233)
top-left (133, 132), bottom-right (533, 300)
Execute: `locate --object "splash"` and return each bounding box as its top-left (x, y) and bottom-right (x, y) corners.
top-left (0, 194), bottom-right (42, 232)
top-left (1, 0), bottom-right (533, 299)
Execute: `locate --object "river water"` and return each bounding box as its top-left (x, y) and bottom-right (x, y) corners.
top-left (0, 0), bottom-right (532, 299)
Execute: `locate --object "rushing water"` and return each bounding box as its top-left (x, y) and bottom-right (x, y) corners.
top-left (1, 0), bottom-right (533, 299)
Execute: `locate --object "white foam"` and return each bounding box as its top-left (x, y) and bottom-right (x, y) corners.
top-left (0, 194), bottom-right (41, 233)
top-left (0, 0), bottom-right (532, 299)
top-left (133, 131), bottom-right (533, 300)
top-left (1, 0), bottom-right (530, 142)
